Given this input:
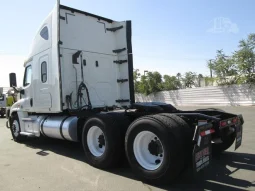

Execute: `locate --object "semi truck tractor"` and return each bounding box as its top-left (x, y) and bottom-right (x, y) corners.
top-left (6, 0), bottom-right (244, 183)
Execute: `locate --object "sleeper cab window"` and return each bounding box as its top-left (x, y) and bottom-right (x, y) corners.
top-left (40, 26), bottom-right (49, 40)
top-left (41, 61), bottom-right (47, 83)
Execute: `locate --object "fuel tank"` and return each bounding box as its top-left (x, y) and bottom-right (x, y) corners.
top-left (41, 116), bottom-right (78, 142)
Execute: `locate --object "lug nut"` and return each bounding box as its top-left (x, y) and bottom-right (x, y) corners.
top-left (155, 159), bottom-right (161, 164)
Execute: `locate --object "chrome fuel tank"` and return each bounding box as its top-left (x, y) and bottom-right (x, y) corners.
top-left (41, 116), bottom-right (78, 142)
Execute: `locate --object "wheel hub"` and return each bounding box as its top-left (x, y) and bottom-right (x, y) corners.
top-left (98, 134), bottom-right (105, 148)
top-left (12, 120), bottom-right (20, 137)
top-left (87, 126), bottom-right (106, 157)
top-left (133, 131), bottom-right (165, 171)
top-left (12, 124), bottom-right (16, 132)
top-left (148, 139), bottom-right (163, 156)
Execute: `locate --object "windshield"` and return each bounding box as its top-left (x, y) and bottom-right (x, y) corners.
top-left (23, 65), bottom-right (32, 87)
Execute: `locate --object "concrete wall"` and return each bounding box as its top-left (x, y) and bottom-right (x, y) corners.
top-left (135, 84), bottom-right (255, 106)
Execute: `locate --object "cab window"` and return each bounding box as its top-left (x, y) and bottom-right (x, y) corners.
top-left (23, 65), bottom-right (32, 86)
top-left (40, 26), bottom-right (49, 40)
top-left (41, 61), bottom-right (47, 83)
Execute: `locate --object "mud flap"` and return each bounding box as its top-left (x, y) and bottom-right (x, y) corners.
top-left (192, 123), bottom-right (213, 173)
top-left (235, 115), bottom-right (244, 150)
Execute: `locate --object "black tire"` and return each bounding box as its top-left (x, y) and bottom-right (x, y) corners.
top-left (158, 114), bottom-right (193, 166)
top-left (10, 114), bottom-right (25, 142)
top-left (125, 114), bottom-right (188, 183)
top-left (82, 114), bottom-right (124, 169)
top-left (0, 114), bottom-right (4, 118)
top-left (212, 133), bottom-right (236, 155)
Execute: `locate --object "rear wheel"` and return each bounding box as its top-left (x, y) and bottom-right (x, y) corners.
top-left (82, 114), bottom-right (123, 169)
top-left (133, 130), bottom-right (165, 171)
top-left (0, 114), bottom-right (4, 118)
top-left (125, 114), bottom-right (189, 183)
top-left (158, 113), bottom-right (193, 166)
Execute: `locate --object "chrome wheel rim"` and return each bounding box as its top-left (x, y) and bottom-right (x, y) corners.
top-left (12, 120), bottom-right (20, 137)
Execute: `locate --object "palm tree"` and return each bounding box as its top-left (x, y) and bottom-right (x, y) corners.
top-left (198, 74), bottom-right (203, 87)
top-left (184, 72), bottom-right (196, 88)
top-left (176, 73), bottom-right (181, 80)
top-left (176, 73), bottom-right (182, 88)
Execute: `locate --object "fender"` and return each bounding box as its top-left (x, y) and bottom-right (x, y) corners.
top-left (10, 99), bottom-right (24, 115)
top-left (9, 99), bottom-right (28, 132)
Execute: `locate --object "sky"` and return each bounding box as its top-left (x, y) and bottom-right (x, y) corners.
top-left (1, 0), bottom-right (255, 87)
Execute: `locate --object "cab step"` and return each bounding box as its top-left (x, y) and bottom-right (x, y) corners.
top-left (21, 118), bottom-right (36, 121)
top-left (20, 132), bottom-right (36, 137)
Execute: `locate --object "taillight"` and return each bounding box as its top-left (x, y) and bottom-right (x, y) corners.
top-left (220, 121), bottom-right (227, 127)
top-left (220, 117), bottom-right (238, 127)
top-left (232, 117), bottom-right (238, 124)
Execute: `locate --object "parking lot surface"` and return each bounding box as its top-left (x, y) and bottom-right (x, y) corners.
top-left (0, 106), bottom-right (255, 191)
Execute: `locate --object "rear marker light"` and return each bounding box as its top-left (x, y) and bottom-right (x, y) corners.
top-left (197, 129), bottom-right (215, 146)
top-left (232, 117), bottom-right (238, 124)
top-left (220, 121), bottom-right (227, 127)
top-left (200, 129), bottom-right (215, 137)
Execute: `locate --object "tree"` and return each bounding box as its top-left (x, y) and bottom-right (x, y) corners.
top-left (198, 74), bottom-right (203, 79)
top-left (176, 73), bottom-right (181, 80)
top-left (133, 69), bottom-right (141, 93)
top-left (138, 75), bottom-right (150, 95)
top-left (207, 49), bottom-right (237, 78)
top-left (146, 71), bottom-right (163, 94)
top-left (233, 34), bottom-right (255, 83)
top-left (134, 71), bottom-right (163, 95)
top-left (198, 74), bottom-right (203, 87)
top-left (183, 72), bottom-right (196, 88)
top-left (161, 75), bottom-right (181, 90)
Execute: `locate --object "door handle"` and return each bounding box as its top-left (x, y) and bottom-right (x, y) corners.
top-left (30, 98), bottom-right (33, 107)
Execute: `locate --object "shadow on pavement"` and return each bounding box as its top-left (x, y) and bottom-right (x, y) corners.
top-left (23, 138), bottom-right (255, 191)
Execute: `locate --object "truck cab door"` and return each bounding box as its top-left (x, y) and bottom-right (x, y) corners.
top-left (22, 63), bottom-right (33, 111)
top-left (33, 53), bottom-right (52, 110)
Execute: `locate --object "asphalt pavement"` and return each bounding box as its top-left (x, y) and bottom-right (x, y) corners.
top-left (0, 106), bottom-right (255, 191)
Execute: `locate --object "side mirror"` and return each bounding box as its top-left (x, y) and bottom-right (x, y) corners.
top-left (9, 73), bottom-right (17, 87)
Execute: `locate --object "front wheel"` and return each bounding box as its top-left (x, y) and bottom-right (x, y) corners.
top-left (10, 114), bottom-right (25, 142)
